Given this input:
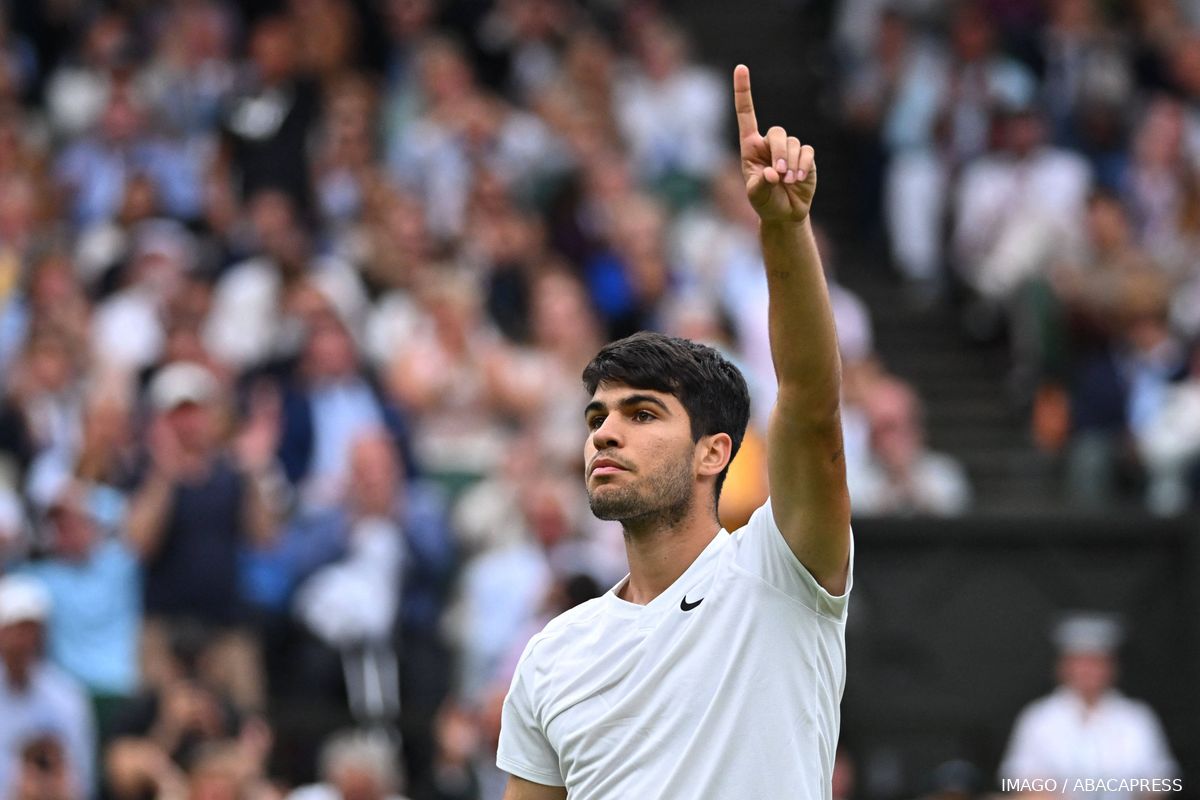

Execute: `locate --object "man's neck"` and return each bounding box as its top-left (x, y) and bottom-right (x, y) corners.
top-left (2, 663), bottom-right (32, 693)
top-left (619, 503), bottom-right (722, 606)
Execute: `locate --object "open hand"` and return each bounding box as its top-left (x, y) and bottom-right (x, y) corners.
top-left (734, 64), bottom-right (816, 222)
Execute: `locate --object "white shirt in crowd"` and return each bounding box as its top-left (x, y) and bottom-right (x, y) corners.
top-left (497, 500), bottom-right (853, 800)
top-left (0, 661), bottom-right (95, 798)
top-left (953, 146), bottom-right (1092, 300)
top-left (848, 451), bottom-right (973, 517)
top-left (1000, 687), bottom-right (1178, 800)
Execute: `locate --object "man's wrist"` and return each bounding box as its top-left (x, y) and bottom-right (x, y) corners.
top-left (759, 215), bottom-right (811, 232)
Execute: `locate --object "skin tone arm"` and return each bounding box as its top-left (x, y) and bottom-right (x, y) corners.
top-left (734, 64), bottom-right (851, 594)
top-left (502, 776), bottom-right (568, 800)
top-left (125, 417), bottom-right (183, 561)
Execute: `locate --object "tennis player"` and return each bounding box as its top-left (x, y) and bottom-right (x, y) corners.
top-left (496, 64), bottom-right (853, 800)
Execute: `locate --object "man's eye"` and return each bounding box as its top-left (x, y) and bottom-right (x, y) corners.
top-left (587, 416), bottom-right (605, 430)
top-left (634, 410), bottom-right (655, 422)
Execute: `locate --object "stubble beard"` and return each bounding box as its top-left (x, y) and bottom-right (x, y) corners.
top-left (587, 449), bottom-right (695, 534)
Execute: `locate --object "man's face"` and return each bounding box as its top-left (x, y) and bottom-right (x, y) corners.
top-left (0, 620), bottom-right (42, 674)
top-left (49, 502), bottom-right (96, 562)
top-left (583, 384), bottom-right (697, 524)
top-left (1058, 651), bottom-right (1116, 702)
top-left (166, 403), bottom-right (215, 452)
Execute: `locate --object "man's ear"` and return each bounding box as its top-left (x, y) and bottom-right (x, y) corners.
top-left (696, 432), bottom-right (734, 478)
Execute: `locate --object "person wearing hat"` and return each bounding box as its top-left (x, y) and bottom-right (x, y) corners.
top-left (998, 613), bottom-right (1178, 798)
top-left (0, 574), bottom-right (95, 798)
top-left (126, 360), bottom-right (280, 712)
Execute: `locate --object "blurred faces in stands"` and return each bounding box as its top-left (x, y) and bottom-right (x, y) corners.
top-left (1053, 614), bottom-right (1120, 705)
top-left (150, 361), bottom-right (221, 458)
top-left (0, 575), bottom-right (49, 688)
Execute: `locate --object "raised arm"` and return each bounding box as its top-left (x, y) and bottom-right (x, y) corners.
top-left (733, 64), bottom-right (851, 594)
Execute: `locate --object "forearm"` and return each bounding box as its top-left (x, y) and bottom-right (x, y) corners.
top-left (126, 472), bottom-right (175, 560)
top-left (760, 217), bottom-right (842, 417)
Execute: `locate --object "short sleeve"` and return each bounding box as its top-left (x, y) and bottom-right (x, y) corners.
top-left (496, 639), bottom-right (565, 787)
top-left (731, 498), bottom-right (853, 620)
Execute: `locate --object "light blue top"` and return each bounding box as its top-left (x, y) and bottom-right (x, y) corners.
top-left (22, 539), bottom-right (141, 696)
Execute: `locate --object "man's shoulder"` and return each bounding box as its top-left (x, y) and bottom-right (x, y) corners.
top-left (1099, 691), bottom-right (1165, 723)
top-left (540, 595), bottom-right (610, 640)
top-left (520, 596), bottom-right (612, 666)
top-left (33, 662), bottom-right (90, 709)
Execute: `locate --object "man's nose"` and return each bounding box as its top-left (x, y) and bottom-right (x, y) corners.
top-left (591, 416), bottom-right (622, 450)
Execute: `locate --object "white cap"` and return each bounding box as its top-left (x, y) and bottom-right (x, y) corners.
top-left (1053, 612), bottom-right (1123, 655)
top-left (0, 574), bottom-right (50, 627)
top-left (149, 361), bottom-right (219, 411)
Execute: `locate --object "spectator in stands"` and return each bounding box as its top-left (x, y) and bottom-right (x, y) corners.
top-left (0, 574), bottom-right (94, 799)
top-left (848, 375), bottom-right (972, 515)
top-left (6, 327), bottom-right (84, 459)
top-left (0, 483), bottom-right (29, 568)
top-left (1037, 0), bottom-right (1134, 152)
top-left (43, 12), bottom-right (130, 139)
top-left (378, 0), bottom-right (438, 150)
top-left (389, 37), bottom-right (563, 240)
top-left (1062, 274), bottom-right (1186, 508)
top-left (1121, 96), bottom-right (1200, 340)
top-left (90, 221), bottom-right (198, 372)
top-left (474, 0), bottom-right (575, 103)
top-left (18, 480), bottom-right (140, 729)
top-left (32, 379), bottom-right (140, 520)
top-left (0, 172), bottom-right (44, 339)
top-left (387, 273), bottom-right (515, 484)
top-left (222, 15), bottom-right (321, 211)
top-left (584, 192), bottom-right (674, 340)
top-left (204, 189), bottom-right (365, 371)
top-left (104, 658), bottom-right (271, 800)
top-left (312, 74), bottom-right (380, 233)
top-left (999, 614), bottom-right (1177, 797)
top-left (290, 434), bottom-right (406, 718)
top-left (140, 1), bottom-right (237, 140)
top-left (291, 0), bottom-right (360, 88)
top-left (1138, 341), bottom-right (1200, 514)
top-left (532, 29), bottom-right (621, 170)
top-left (1017, 191), bottom-right (1157, 406)
top-left (276, 299), bottom-right (411, 511)
top-left (54, 78), bottom-right (203, 227)
top-left (127, 361), bottom-right (279, 711)
top-left (952, 104), bottom-right (1092, 308)
top-left (613, 17), bottom-right (725, 192)
top-left (288, 729), bottom-right (408, 800)
top-left (182, 739), bottom-right (277, 800)
top-left (12, 733), bottom-right (81, 800)
top-left (881, 3), bottom-right (1038, 296)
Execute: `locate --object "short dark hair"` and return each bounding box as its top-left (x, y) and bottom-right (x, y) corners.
top-left (582, 331), bottom-right (751, 507)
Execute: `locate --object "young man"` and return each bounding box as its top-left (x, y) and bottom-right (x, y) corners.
top-left (496, 65), bottom-right (852, 799)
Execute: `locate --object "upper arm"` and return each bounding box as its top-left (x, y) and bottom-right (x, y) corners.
top-left (766, 392), bottom-right (852, 595)
top-left (502, 775), bottom-right (568, 800)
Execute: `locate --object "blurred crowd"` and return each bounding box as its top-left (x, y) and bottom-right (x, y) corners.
top-left (23, 0), bottom-right (1200, 796)
top-left (0, 0), bottom-right (961, 798)
top-left (836, 0), bottom-right (1200, 513)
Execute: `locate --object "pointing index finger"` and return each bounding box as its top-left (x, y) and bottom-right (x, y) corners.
top-left (733, 64), bottom-right (758, 141)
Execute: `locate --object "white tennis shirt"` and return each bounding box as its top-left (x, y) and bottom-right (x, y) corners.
top-left (497, 499), bottom-right (853, 799)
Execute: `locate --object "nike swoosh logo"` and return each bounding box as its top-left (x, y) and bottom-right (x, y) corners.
top-left (680, 596), bottom-right (703, 612)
